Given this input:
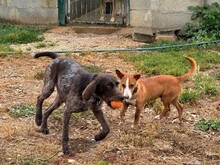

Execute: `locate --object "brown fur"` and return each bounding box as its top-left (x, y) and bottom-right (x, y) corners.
top-left (116, 56), bottom-right (197, 126)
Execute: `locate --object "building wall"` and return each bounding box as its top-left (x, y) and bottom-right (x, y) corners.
top-left (0, 0), bottom-right (58, 24)
top-left (130, 0), bottom-right (220, 32)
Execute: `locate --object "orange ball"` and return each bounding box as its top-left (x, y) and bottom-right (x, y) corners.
top-left (110, 101), bottom-right (123, 109)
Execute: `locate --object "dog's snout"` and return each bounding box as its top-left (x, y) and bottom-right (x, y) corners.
top-left (120, 96), bottom-right (128, 101)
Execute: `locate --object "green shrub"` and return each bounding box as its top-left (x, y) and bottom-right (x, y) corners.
top-left (194, 118), bottom-right (220, 131)
top-left (185, 2), bottom-right (220, 41)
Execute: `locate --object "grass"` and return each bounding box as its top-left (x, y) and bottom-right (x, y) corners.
top-left (193, 74), bottom-right (220, 96)
top-left (0, 44), bottom-right (14, 54)
top-left (0, 23), bottom-right (45, 44)
top-left (0, 23), bottom-right (46, 54)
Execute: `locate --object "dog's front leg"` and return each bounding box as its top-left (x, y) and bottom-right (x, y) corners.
top-left (120, 102), bottom-right (129, 123)
top-left (110, 0), bottom-right (116, 22)
top-left (100, 0), bottom-right (105, 21)
top-left (62, 109), bottom-right (72, 154)
top-left (133, 104), bottom-right (143, 126)
top-left (92, 109), bottom-right (110, 141)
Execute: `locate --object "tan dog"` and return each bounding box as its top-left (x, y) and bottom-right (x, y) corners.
top-left (116, 56), bottom-right (197, 126)
top-left (100, 0), bottom-right (122, 22)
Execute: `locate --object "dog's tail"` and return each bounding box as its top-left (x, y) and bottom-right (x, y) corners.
top-left (34, 52), bottom-right (58, 59)
top-left (178, 56), bottom-right (197, 82)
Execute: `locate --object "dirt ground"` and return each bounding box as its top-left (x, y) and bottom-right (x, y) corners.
top-left (0, 26), bottom-right (220, 165)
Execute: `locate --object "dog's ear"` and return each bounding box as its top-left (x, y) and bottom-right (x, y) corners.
top-left (133, 74), bottom-right (141, 80)
top-left (115, 69), bottom-right (124, 79)
top-left (82, 80), bottom-right (97, 102)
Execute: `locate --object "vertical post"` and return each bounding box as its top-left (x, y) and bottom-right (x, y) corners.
top-left (126, 0), bottom-right (130, 26)
top-left (58, 0), bottom-right (66, 26)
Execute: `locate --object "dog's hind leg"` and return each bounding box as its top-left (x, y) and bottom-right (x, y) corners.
top-left (62, 108), bottom-right (72, 154)
top-left (35, 67), bottom-right (57, 126)
top-left (36, 84), bottom-right (55, 126)
top-left (40, 95), bottom-right (63, 134)
top-left (156, 101), bottom-right (171, 120)
top-left (172, 98), bottom-right (183, 122)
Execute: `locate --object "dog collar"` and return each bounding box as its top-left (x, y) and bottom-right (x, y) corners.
top-left (92, 94), bottom-right (102, 105)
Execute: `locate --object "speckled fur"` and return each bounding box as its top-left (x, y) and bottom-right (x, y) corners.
top-left (34, 52), bottom-right (125, 154)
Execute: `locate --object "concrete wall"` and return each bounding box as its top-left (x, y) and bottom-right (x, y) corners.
top-left (130, 0), bottom-right (220, 32)
top-left (130, 0), bottom-right (205, 32)
top-left (0, 0), bottom-right (58, 24)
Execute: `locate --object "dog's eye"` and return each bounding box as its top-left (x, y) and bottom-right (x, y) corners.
top-left (122, 84), bottom-right (126, 88)
top-left (130, 84), bottom-right (134, 88)
top-left (107, 82), bottom-right (114, 88)
top-left (116, 82), bottom-right (119, 87)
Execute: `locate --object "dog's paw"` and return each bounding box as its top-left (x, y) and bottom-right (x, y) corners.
top-left (85, 136), bottom-right (95, 142)
top-left (154, 115), bottom-right (160, 120)
top-left (110, 17), bottom-right (115, 22)
top-left (58, 151), bottom-right (64, 157)
top-left (35, 117), bottom-right (42, 126)
top-left (100, 16), bottom-right (104, 21)
top-left (171, 118), bottom-right (181, 124)
top-left (41, 127), bottom-right (49, 134)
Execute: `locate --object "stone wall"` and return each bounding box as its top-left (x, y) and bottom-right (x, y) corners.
top-left (0, 0), bottom-right (58, 24)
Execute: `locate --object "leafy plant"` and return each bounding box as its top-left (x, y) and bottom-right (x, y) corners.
top-left (194, 118), bottom-right (220, 131)
top-left (8, 103), bottom-right (35, 118)
top-left (185, 2), bottom-right (220, 41)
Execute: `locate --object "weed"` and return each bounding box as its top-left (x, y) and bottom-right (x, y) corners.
top-left (82, 64), bottom-right (103, 73)
top-left (194, 118), bottom-right (220, 131)
top-left (48, 41), bottom-right (56, 47)
top-left (34, 70), bottom-right (44, 80)
top-left (17, 156), bottom-right (50, 165)
top-left (193, 74), bottom-right (220, 96)
top-left (92, 160), bottom-right (112, 165)
top-left (26, 47), bottom-right (32, 51)
top-left (35, 42), bottom-right (46, 49)
top-left (7, 103), bottom-right (35, 118)
top-left (180, 89), bottom-right (200, 104)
